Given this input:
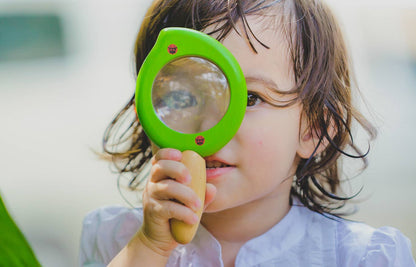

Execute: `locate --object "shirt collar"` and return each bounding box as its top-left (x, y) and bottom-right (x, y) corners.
top-left (182, 199), bottom-right (308, 266)
top-left (235, 201), bottom-right (307, 266)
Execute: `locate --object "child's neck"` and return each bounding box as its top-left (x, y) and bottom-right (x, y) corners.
top-left (200, 188), bottom-right (291, 263)
top-left (201, 193), bottom-right (290, 242)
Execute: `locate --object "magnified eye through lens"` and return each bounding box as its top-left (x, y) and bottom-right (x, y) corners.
top-left (158, 90), bottom-right (197, 110)
top-left (152, 57), bottom-right (230, 134)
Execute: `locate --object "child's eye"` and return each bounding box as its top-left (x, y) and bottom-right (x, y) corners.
top-left (247, 92), bottom-right (262, 107)
top-left (158, 90), bottom-right (197, 110)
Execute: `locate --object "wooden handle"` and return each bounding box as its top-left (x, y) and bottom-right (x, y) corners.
top-left (170, 150), bottom-right (206, 244)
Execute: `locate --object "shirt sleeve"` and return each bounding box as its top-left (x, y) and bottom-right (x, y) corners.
top-left (78, 206), bottom-right (143, 267)
top-left (359, 226), bottom-right (415, 267)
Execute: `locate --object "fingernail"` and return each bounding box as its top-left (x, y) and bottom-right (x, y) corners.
top-left (185, 174), bottom-right (192, 184)
top-left (193, 199), bottom-right (202, 211)
top-left (191, 214), bottom-right (199, 224)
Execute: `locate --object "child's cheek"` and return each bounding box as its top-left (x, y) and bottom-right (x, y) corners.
top-left (244, 127), bottom-right (275, 156)
top-left (238, 111), bottom-right (284, 159)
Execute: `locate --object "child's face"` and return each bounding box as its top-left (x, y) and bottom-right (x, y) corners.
top-left (202, 16), bottom-right (305, 213)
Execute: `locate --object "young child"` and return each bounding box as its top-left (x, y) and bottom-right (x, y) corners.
top-left (80, 0), bottom-right (415, 266)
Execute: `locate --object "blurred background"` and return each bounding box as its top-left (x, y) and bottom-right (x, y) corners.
top-left (0, 0), bottom-right (415, 266)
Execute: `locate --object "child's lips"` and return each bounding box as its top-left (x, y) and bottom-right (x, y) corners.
top-left (204, 156), bottom-right (233, 166)
top-left (204, 156), bottom-right (235, 180)
top-left (205, 166), bottom-right (234, 180)
top-left (205, 160), bottom-right (232, 168)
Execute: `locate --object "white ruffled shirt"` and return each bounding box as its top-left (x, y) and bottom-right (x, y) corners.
top-left (79, 202), bottom-right (415, 266)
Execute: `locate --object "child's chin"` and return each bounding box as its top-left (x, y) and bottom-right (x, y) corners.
top-left (202, 202), bottom-right (223, 214)
top-left (202, 198), bottom-right (235, 214)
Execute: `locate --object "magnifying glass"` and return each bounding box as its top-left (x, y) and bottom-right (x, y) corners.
top-left (135, 27), bottom-right (247, 244)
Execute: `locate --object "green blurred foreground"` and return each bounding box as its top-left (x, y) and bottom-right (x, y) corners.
top-left (0, 194), bottom-right (41, 267)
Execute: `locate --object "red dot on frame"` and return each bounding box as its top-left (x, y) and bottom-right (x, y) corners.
top-left (168, 44), bottom-right (178, 55)
top-left (195, 136), bottom-right (205, 146)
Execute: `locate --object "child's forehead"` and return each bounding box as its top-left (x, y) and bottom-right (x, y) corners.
top-left (203, 1), bottom-right (290, 41)
top-left (204, 12), bottom-right (288, 54)
top-left (217, 17), bottom-right (295, 92)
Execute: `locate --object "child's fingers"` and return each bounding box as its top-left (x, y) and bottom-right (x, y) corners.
top-left (151, 179), bottom-right (202, 213)
top-left (151, 148), bottom-right (182, 165)
top-left (150, 199), bottom-right (199, 225)
top-left (143, 181), bottom-right (199, 223)
top-left (150, 160), bottom-right (191, 184)
top-left (203, 183), bottom-right (217, 210)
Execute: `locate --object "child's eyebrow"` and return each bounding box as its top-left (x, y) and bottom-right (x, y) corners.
top-left (245, 75), bottom-right (279, 91)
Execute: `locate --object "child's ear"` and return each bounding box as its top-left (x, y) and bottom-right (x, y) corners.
top-left (297, 114), bottom-right (336, 159)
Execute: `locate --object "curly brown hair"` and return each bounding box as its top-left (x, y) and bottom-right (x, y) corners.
top-left (103, 0), bottom-right (377, 214)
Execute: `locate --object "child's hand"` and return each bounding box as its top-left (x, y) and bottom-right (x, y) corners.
top-left (137, 148), bottom-right (216, 256)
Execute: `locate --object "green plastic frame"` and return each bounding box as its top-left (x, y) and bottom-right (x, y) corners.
top-left (135, 27), bottom-right (247, 156)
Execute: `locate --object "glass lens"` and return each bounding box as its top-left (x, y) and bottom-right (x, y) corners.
top-left (152, 57), bottom-right (230, 134)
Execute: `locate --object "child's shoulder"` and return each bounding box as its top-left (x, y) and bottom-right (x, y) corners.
top-left (295, 204), bottom-right (415, 266)
top-left (336, 218), bottom-right (414, 266)
top-left (80, 206), bottom-right (143, 265)
top-left (82, 205), bottom-right (142, 226)
top-left (81, 205), bottom-right (143, 239)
